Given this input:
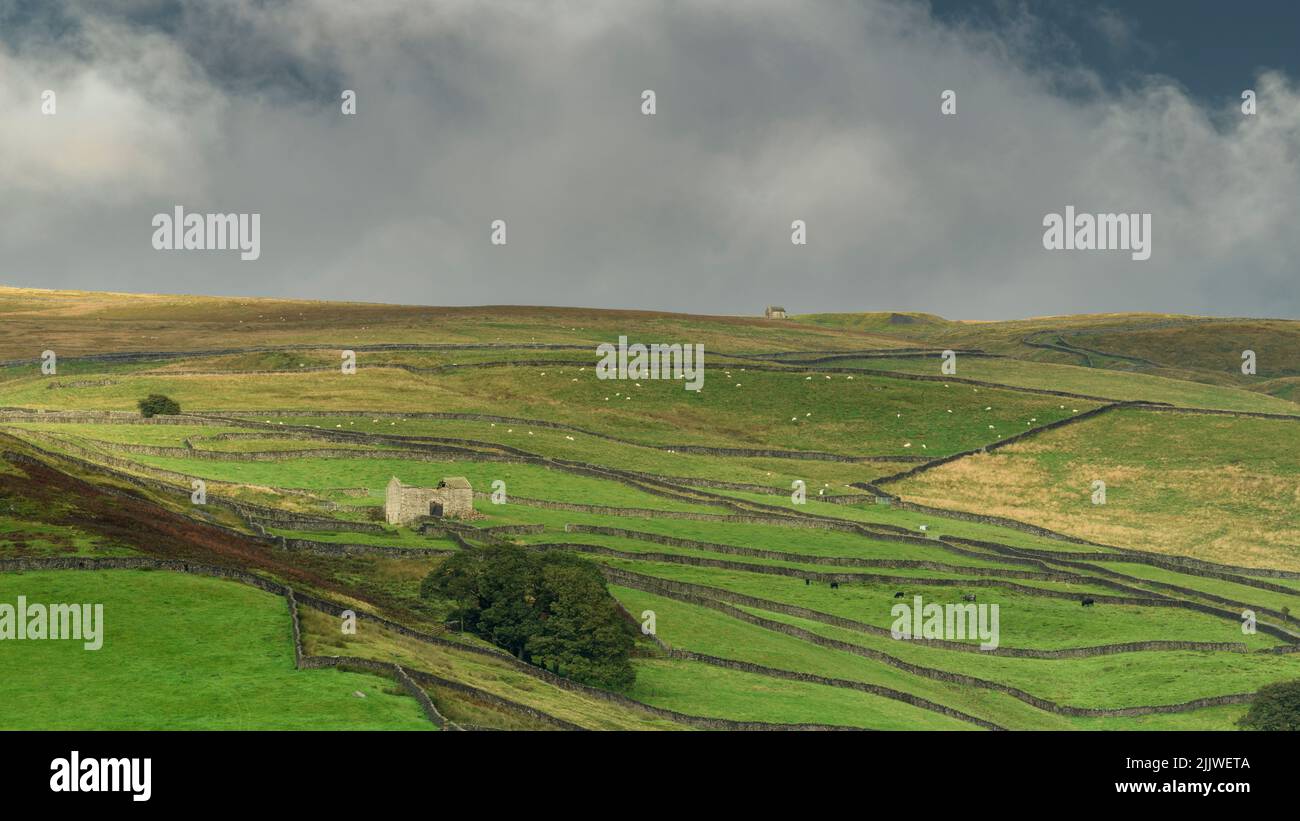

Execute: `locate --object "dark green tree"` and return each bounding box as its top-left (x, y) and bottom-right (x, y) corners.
top-left (422, 546), bottom-right (543, 658)
top-left (138, 394), bottom-right (181, 417)
top-left (1238, 680), bottom-right (1300, 730)
top-left (421, 546), bottom-right (635, 688)
top-left (526, 553), bottom-right (636, 690)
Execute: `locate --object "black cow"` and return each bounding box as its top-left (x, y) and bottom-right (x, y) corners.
top-left (1081, 597), bottom-right (1096, 607)
top-left (830, 581), bottom-right (840, 589)
top-left (962, 594), bottom-right (977, 602)
top-left (894, 591), bottom-right (905, 599)
top-left (805, 578), bottom-right (810, 585)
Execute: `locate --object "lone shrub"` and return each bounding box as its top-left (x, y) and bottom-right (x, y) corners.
top-left (138, 394), bottom-right (181, 418)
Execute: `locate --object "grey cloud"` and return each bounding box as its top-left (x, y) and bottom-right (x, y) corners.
top-left (0, 0), bottom-right (1296, 319)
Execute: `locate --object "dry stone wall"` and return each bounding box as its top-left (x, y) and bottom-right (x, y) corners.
top-left (602, 566), bottom-right (1257, 718)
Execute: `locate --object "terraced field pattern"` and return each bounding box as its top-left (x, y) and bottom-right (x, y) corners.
top-left (1, 287), bottom-right (1297, 730)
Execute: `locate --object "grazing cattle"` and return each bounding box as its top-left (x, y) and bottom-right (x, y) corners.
top-left (1082, 597), bottom-right (1096, 607)
top-left (894, 591), bottom-right (905, 598)
top-left (805, 578), bottom-right (810, 586)
top-left (830, 581), bottom-right (840, 589)
top-left (962, 594), bottom-right (976, 602)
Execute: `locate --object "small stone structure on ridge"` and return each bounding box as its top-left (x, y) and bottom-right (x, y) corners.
top-left (764, 305), bottom-right (788, 319)
top-left (385, 476), bottom-right (474, 525)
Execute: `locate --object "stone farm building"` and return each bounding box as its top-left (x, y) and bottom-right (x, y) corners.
top-left (764, 305), bottom-right (788, 319)
top-left (385, 476), bottom-right (474, 525)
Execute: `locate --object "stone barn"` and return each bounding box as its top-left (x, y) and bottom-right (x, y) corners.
top-left (384, 476), bottom-right (474, 525)
top-left (764, 305), bottom-right (788, 319)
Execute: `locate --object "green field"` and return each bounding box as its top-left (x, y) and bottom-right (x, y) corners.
top-left (835, 356), bottom-right (1296, 414)
top-left (0, 570), bottom-right (431, 730)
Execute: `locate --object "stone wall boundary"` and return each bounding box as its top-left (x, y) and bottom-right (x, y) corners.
top-left (602, 567), bottom-right (1255, 719)
top-left (870, 402), bottom-right (1138, 486)
top-left (603, 565), bottom-right (1252, 659)
top-left (564, 524), bottom-right (1096, 581)
top-left (536, 539), bottom-right (1170, 601)
top-left (287, 589), bottom-right (857, 730)
top-left (665, 649), bottom-right (1003, 730)
top-left (205, 409), bottom-right (937, 464)
top-left (401, 668), bottom-right (583, 730)
top-left (277, 536), bottom-right (453, 559)
top-left (0, 557), bottom-right (780, 730)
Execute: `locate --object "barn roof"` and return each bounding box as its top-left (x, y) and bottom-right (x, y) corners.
top-left (439, 476), bottom-right (472, 489)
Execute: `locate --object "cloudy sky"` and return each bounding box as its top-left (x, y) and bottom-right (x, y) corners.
top-left (1, 0), bottom-right (1297, 319)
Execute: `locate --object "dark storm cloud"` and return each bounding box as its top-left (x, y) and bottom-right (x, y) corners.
top-left (0, 0), bottom-right (1297, 319)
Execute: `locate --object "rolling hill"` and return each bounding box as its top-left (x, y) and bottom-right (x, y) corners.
top-left (1, 286), bottom-right (1297, 731)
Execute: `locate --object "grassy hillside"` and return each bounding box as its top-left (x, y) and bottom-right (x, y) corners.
top-left (1, 286), bottom-right (1297, 730)
top-left (891, 408), bottom-right (1300, 570)
top-left (0, 570), bottom-right (431, 730)
top-left (833, 356), bottom-right (1295, 414)
top-left (796, 311), bottom-right (1300, 397)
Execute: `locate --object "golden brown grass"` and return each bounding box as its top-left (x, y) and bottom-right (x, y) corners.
top-left (896, 410), bottom-right (1300, 571)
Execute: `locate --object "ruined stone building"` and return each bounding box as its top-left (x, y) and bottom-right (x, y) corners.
top-left (764, 305), bottom-right (788, 319)
top-left (384, 476), bottom-right (474, 525)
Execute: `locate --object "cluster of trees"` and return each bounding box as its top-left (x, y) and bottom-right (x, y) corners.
top-left (421, 545), bottom-right (636, 690)
top-left (138, 394), bottom-right (181, 417)
top-left (1239, 680), bottom-right (1300, 731)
